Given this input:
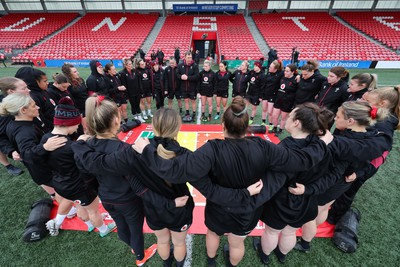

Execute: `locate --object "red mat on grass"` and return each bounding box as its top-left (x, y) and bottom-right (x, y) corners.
top-left (53, 124), bottom-right (334, 237)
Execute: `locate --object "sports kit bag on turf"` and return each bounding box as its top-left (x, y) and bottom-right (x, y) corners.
top-left (22, 198), bottom-right (53, 242)
top-left (247, 125), bottom-right (267, 134)
top-left (120, 119), bottom-right (141, 133)
top-left (332, 208), bottom-right (361, 253)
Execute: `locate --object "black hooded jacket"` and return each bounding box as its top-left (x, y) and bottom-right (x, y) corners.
top-left (67, 78), bottom-right (88, 114)
top-left (15, 67), bottom-right (55, 132)
top-left (177, 60), bottom-right (199, 93)
top-left (86, 60), bottom-right (109, 96)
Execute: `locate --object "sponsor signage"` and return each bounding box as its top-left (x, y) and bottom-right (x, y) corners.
top-left (173, 4), bottom-right (238, 12)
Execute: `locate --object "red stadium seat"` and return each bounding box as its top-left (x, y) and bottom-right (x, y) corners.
top-left (252, 12), bottom-right (400, 61)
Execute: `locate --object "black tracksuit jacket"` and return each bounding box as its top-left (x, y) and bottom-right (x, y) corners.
top-left (316, 80), bottom-right (350, 115)
top-left (119, 68), bottom-right (141, 97)
top-left (164, 66), bottom-right (180, 92)
top-left (295, 72), bottom-right (326, 105)
top-left (230, 69), bottom-right (249, 97)
top-left (67, 79), bottom-right (88, 114)
top-left (177, 61), bottom-right (199, 93)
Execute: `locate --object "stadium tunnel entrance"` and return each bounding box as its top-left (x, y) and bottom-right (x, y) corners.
top-left (191, 31), bottom-right (219, 63)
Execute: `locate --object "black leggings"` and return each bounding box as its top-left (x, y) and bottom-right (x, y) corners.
top-left (329, 168), bottom-right (377, 223)
top-left (128, 95), bottom-right (141, 115)
top-left (102, 199), bottom-right (145, 259)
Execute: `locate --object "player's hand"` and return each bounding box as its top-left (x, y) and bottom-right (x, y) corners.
top-left (77, 134), bottom-right (91, 141)
top-left (320, 130), bottom-right (333, 145)
top-left (247, 179), bottom-right (263, 196)
top-left (43, 136), bottom-right (67, 151)
top-left (118, 85), bottom-right (126, 91)
top-left (345, 172), bottom-right (357, 183)
top-left (288, 183), bottom-right (305, 195)
top-left (181, 74), bottom-right (188, 80)
top-left (132, 137), bottom-right (150, 154)
top-left (175, 195), bottom-right (189, 207)
top-left (295, 74), bottom-right (301, 83)
top-left (12, 151), bottom-right (21, 161)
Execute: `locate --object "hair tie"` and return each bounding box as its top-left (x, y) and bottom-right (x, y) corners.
top-left (96, 95), bottom-right (106, 106)
top-left (370, 106), bottom-right (378, 119)
top-left (233, 106), bottom-right (247, 117)
top-left (370, 74), bottom-right (374, 81)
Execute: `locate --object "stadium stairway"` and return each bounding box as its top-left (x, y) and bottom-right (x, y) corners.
top-left (244, 16), bottom-right (270, 58)
top-left (140, 16), bottom-right (166, 58)
top-left (332, 14), bottom-right (397, 53)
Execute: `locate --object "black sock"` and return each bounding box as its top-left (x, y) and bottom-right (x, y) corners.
top-left (136, 253), bottom-right (144, 261)
top-left (207, 255), bottom-right (217, 266)
top-left (202, 112), bottom-right (205, 116)
top-left (262, 119), bottom-right (266, 123)
top-left (180, 108), bottom-right (182, 112)
top-left (300, 238), bottom-right (310, 249)
top-left (175, 255), bottom-right (186, 267)
top-left (250, 117), bottom-right (254, 120)
top-left (257, 243), bottom-right (270, 264)
top-left (269, 122), bottom-right (273, 125)
top-left (274, 247), bottom-right (286, 263)
top-left (186, 110), bottom-right (189, 115)
top-left (192, 112), bottom-right (196, 116)
top-left (124, 118), bottom-right (128, 123)
top-left (50, 193), bottom-right (56, 198)
top-left (217, 112), bottom-right (220, 115)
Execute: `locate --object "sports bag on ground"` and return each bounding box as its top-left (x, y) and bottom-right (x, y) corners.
top-left (22, 198), bottom-right (53, 242)
top-left (332, 207), bottom-right (361, 253)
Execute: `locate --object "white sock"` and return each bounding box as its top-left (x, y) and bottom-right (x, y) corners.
top-left (142, 111), bottom-right (146, 115)
top-left (97, 223), bottom-right (108, 233)
top-left (85, 220), bottom-right (94, 229)
top-left (147, 109), bottom-right (152, 114)
top-left (55, 214), bottom-right (67, 227)
top-left (67, 206), bottom-right (77, 216)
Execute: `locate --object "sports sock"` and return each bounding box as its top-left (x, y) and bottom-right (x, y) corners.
top-left (217, 112), bottom-right (220, 115)
top-left (262, 119), bottom-right (266, 123)
top-left (186, 110), bottom-right (189, 115)
top-left (84, 220), bottom-right (94, 229)
top-left (97, 223), bottom-right (108, 233)
top-left (55, 214), bottom-right (67, 227)
top-left (124, 118), bottom-right (128, 123)
top-left (250, 117), bottom-right (254, 120)
top-left (67, 206), bottom-right (77, 216)
top-left (147, 109), bottom-right (152, 114)
top-left (300, 238), bottom-right (310, 249)
top-left (202, 112), bottom-right (205, 116)
top-left (142, 111), bottom-right (146, 116)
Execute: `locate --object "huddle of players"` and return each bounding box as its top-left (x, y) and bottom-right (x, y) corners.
top-left (2, 61), bottom-right (399, 267)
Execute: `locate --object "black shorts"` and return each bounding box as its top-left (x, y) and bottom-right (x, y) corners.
top-left (57, 188), bottom-right (98, 207)
top-left (262, 93), bottom-right (276, 102)
top-left (205, 202), bottom-right (262, 236)
top-left (216, 91), bottom-right (228, 98)
top-left (114, 92), bottom-right (128, 106)
top-left (246, 94), bottom-right (260, 106)
top-left (145, 198), bottom-right (194, 232)
top-left (261, 196), bottom-right (318, 229)
top-left (200, 90), bottom-right (214, 98)
top-left (232, 91), bottom-right (246, 98)
top-left (168, 90), bottom-right (182, 100)
top-left (182, 91), bottom-right (196, 100)
top-left (318, 180), bottom-right (352, 206)
top-left (141, 90), bottom-right (153, 98)
top-left (273, 98), bottom-right (295, 113)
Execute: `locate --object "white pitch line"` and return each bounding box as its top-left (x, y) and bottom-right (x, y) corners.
top-left (184, 234), bottom-right (193, 267)
top-left (197, 96), bottom-right (202, 125)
